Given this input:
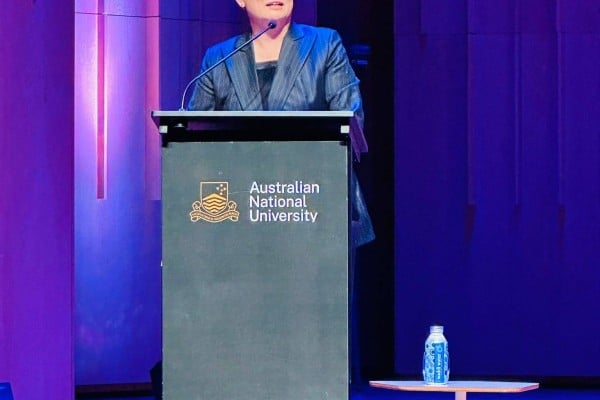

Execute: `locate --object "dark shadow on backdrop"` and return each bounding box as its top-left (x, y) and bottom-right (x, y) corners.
top-left (318, 0), bottom-right (396, 383)
top-left (0, 383), bottom-right (13, 400)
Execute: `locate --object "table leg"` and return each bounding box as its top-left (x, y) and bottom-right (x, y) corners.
top-left (455, 391), bottom-right (467, 400)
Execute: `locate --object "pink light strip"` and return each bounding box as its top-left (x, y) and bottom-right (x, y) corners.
top-left (97, 0), bottom-right (106, 199)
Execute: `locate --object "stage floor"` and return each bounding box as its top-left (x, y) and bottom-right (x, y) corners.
top-left (96, 386), bottom-right (600, 400)
top-left (355, 386), bottom-right (600, 400)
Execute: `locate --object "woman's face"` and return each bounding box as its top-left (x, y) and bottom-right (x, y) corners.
top-left (236, 0), bottom-right (294, 30)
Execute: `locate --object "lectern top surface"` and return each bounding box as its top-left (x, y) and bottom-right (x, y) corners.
top-left (152, 110), bottom-right (354, 118)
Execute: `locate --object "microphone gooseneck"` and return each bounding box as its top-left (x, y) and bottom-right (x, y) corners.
top-left (179, 20), bottom-right (278, 111)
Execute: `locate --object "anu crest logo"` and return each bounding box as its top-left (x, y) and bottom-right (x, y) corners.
top-left (190, 182), bottom-right (239, 223)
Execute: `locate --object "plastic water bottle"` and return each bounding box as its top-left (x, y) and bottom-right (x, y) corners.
top-left (422, 325), bottom-right (449, 385)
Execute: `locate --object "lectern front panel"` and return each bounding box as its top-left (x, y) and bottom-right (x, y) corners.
top-left (162, 140), bottom-right (349, 400)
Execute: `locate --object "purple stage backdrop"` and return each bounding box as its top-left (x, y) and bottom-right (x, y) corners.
top-left (74, 0), bottom-right (317, 385)
top-left (0, 2), bottom-right (74, 399)
top-left (394, 0), bottom-right (600, 378)
top-left (74, 0), bottom-right (162, 385)
top-left (3, 0), bottom-right (600, 395)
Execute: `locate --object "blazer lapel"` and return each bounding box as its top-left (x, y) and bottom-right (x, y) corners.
top-left (268, 24), bottom-right (316, 110)
top-left (225, 34), bottom-right (262, 110)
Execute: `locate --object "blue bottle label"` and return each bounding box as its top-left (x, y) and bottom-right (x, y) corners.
top-left (432, 342), bottom-right (446, 383)
top-left (423, 341), bottom-right (449, 384)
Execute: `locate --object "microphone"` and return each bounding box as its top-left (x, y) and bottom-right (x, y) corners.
top-left (179, 20), bottom-right (278, 111)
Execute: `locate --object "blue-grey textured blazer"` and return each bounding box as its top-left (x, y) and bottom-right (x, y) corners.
top-left (188, 23), bottom-right (363, 122)
top-left (189, 23), bottom-right (374, 246)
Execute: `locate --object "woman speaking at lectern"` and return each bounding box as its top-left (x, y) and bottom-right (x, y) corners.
top-left (188, 0), bottom-right (373, 246)
top-left (188, 0), bottom-right (363, 124)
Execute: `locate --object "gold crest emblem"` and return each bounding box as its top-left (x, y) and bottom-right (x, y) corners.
top-left (190, 182), bottom-right (239, 223)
